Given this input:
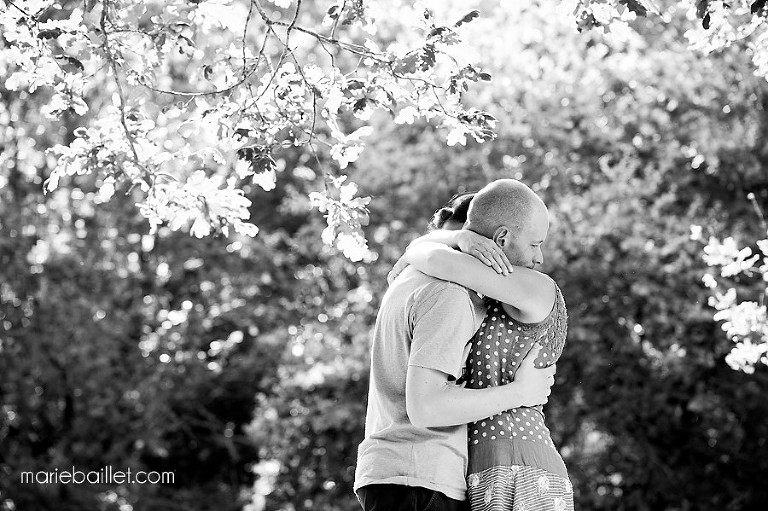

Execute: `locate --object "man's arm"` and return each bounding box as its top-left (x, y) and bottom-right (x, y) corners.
top-left (406, 344), bottom-right (555, 428)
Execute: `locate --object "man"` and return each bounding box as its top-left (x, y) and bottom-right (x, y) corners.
top-left (353, 181), bottom-right (556, 511)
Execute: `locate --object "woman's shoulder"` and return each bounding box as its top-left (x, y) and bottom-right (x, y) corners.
top-left (491, 273), bottom-right (561, 326)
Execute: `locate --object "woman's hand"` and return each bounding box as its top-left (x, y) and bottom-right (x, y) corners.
top-left (387, 256), bottom-right (409, 284)
top-left (456, 231), bottom-right (514, 275)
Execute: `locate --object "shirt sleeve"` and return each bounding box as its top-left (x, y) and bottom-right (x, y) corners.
top-left (408, 285), bottom-right (478, 379)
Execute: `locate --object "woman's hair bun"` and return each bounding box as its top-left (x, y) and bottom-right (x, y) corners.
top-left (430, 206), bottom-right (457, 230)
top-left (436, 207), bottom-right (454, 223)
top-left (428, 191), bottom-right (476, 230)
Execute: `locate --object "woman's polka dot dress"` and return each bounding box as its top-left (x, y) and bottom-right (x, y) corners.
top-left (464, 282), bottom-right (573, 511)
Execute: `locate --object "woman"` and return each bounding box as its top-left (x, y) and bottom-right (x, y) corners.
top-left (430, 192), bottom-right (476, 231)
top-left (392, 184), bottom-right (573, 511)
top-left (387, 192), bottom-right (478, 285)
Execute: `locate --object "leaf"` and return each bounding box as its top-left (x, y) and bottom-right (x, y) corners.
top-left (251, 148), bottom-right (276, 174)
top-left (619, 0), bottom-right (647, 17)
top-left (428, 26), bottom-right (449, 39)
top-left (352, 98), bottom-right (368, 113)
top-left (345, 79), bottom-right (365, 91)
top-left (38, 28), bottom-right (63, 39)
top-left (234, 159), bottom-right (252, 179)
top-left (576, 12), bottom-right (600, 32)
top-left (696, 0), bottom-right (710, 19)
top-left (41, 93), bottom-right (70, 119)
top-left (455, 10), bottom-right (480, 27)
top-left (252, 169), bottom-right (276, 191)
top-left (703, 12), bottom-right (711, 29)
top-left (54, 54), bottom-right (84, 71)
top-left (446, 126), bottom-right (467, 146)
top-left (155, 32), bottom-right (167, 49)
top-left (419, 45), bottom-right (436, 72)
top-left (428, 26), bottom-right (459, 45)
top-left (751, 0), bottom-right (767, 14)
top-left (233, 127), bottom-right (250, 140)
top-left (327, 5), bottom-right (341, 20)
top-left (97, 176), bottom-right (116, 203)
top-left (394, 106), bottom-right (418, 125)
top-left (233, 221), bottom-right (259, 237)
top-left (69, 96), bottom-right (88, 116)
top-left (4, 72), bottom-right (29, 91)
top-left (393, 53), bottom-right (419, 75)
top-left (252, 152), bottom-right (276, 175)
top-left (347, 126), bottom-right (373, 141)
top-left (177, 35), bottom-right (195, 56)
top-left (478, 72), bottom-right (492, 81)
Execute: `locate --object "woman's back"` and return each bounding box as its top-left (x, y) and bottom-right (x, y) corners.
top-left (464, 283), bottom-right (573, 510)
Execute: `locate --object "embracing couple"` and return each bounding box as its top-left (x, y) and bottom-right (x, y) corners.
top-left (353, 179), bottom-right (573, 511)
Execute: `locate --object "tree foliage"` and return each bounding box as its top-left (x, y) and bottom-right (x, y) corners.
top-left (1, 0), bottom-right (495, 261)
top-left (2, 1), bottom-right (768, 511)
top-left (3, 0), bottom-right (768, 369)
top-left (569, 0), bottom-right (768, 377)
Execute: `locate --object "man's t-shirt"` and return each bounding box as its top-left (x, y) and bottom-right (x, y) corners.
top-left (354, 266), bottom-right (485, 501)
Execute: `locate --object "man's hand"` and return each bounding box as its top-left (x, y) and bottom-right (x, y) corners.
top-left (405, 345), bottom-right (557, 428)
top-left (456, 230), bottom-right (514, 275)
top-left (510, 344), bottom-right (556, 407)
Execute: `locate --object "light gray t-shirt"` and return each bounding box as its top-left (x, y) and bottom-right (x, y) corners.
top-left (354, 266), bottom-right (485, 501)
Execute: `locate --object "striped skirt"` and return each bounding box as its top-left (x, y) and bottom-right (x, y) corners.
top-left (467, 465), bottom-right (574, 511)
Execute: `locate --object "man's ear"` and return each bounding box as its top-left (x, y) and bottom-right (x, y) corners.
top-left (493, 226), bottom-right (509, 247)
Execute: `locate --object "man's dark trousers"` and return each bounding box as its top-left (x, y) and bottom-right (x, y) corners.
top-left (357, 484), bottom-right (469, 511)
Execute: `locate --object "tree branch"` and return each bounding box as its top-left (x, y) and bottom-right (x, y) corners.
top-left (330, 0), bottom-right (347, 42)
top-left (242, 0), bottom-right (254, 80)
top-left (99, 0), bottom-right (145, 172)
top-left (285, 0), bottom-right (302, 47)
top-left (3, 0), bottom-right (29, 17)
top-left (748, 192), bottom-right (768, 232)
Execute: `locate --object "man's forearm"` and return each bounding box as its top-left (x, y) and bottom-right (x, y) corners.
top-left (426, 383), bottom-right (531, 428)
top-left (406, 373), bottom-right (528, 428)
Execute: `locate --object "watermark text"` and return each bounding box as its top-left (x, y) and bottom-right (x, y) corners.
top-left (21, 466), bottom-right (174, 485)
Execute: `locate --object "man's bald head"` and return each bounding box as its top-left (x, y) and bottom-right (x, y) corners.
top-left (465, 179), bottom-right (545, 239)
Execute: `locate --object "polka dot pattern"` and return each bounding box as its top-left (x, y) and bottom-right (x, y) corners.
top-left (465, 285), bottom-right (569, 490)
